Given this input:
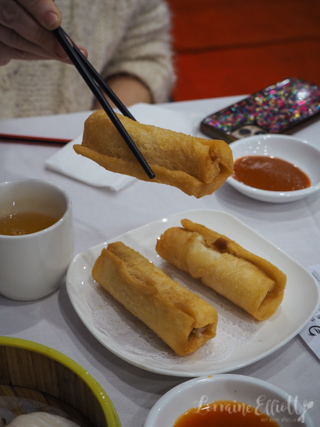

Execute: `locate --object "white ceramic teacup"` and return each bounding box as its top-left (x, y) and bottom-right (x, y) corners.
top-left (0, 179), bottom-right (73, 301)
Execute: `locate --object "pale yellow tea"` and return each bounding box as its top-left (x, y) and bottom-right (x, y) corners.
top-left (0, 211), bottom-right (59, 235)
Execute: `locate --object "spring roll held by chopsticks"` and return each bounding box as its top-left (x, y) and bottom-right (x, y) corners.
top-left (73, 110), bottom-right (233, 198)
top-left (156, 219), bottom-right (287, 321)
top-left (92, 241), bottom-right (218, 356)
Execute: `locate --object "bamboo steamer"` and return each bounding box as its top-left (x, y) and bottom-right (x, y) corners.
top-left (0, 337), bottom-right (121, 427)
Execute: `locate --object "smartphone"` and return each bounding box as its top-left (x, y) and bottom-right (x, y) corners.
top-left (200, 78), bottom-right (320, 143)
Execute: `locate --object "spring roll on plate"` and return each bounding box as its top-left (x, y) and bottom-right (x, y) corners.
top-left (73, 110), bottom-right (233, 198)
top-left (156, 219), bottom-right (287, 321)
top-left (92, 241), bottom-right (218, 356)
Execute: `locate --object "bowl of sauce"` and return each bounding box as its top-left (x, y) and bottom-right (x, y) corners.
top-left (227, 135), bottom-right (320, 203)
top-left (173, 400), bottom-right (280, 427)
top-left (144, 374), bottom-right (315, 427)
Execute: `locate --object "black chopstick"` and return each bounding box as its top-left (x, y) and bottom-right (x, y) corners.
top-left (53, 26), bottom-right (155, 179)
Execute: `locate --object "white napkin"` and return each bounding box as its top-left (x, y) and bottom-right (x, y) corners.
top-left (45, 133), bottom-right (134, 191)
top-left (45, 103), bottom-right (205, 191)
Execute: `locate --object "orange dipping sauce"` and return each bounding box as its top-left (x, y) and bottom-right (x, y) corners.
top-left (233, 155), bottom-right (311, 191)
top-left (173, 400), bottom-right (280, 427)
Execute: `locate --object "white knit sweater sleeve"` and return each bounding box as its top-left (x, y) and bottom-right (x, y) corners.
top-left (0, 0), bottom-right (175, 118)
top-left (100, 0), bottom-right (175, 104)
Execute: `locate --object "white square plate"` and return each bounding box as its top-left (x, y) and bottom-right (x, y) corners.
top-left (66, 209), bottom-right (319, 376)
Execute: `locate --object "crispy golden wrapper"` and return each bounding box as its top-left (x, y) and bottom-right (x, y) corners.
top-left (91, 241), bottom-right (218, 356)
top-left (73, 110), bottom-right (233, 198)
top-left (156, 219), bottom-right (287, 321)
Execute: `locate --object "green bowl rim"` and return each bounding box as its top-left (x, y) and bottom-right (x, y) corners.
top-left (0, 336), bottom-right (121, 427)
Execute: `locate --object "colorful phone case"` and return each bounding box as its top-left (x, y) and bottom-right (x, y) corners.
top-left (200, 78), bottom-right (320, 143)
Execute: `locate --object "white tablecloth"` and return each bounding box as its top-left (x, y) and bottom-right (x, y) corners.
top-left (0, 96), bottom-right (319, 426)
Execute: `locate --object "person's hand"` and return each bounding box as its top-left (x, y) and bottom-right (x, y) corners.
top-left (0, 0), bottom-right (86, 66)
top-left (93, 74), bottom-right (152, 109)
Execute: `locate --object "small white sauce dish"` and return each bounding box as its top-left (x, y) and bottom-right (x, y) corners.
top-left (144, 374), bottom-right (315, 427)
top-left (227, 134), bottom-right (320, 203)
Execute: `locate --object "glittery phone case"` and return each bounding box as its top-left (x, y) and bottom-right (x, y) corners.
top-left (200, 78), bottom-right (320, 143)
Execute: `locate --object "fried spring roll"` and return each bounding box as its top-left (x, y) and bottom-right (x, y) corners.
top-left (92, 241), bottom-right (218, 356)
top-left (73, 110), bottom-right (233, 198)
top-left (156, 219), bottom-right (287, 321)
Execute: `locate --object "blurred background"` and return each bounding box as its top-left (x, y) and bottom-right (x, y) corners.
top-left (167, 0), bottom-right (320, 101)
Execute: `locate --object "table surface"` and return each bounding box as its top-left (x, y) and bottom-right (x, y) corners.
top-left (0, 96), bottom-right (319, 426)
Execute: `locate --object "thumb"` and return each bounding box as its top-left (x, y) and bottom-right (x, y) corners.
top-left (18, 0), bottom-right (62, 30)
